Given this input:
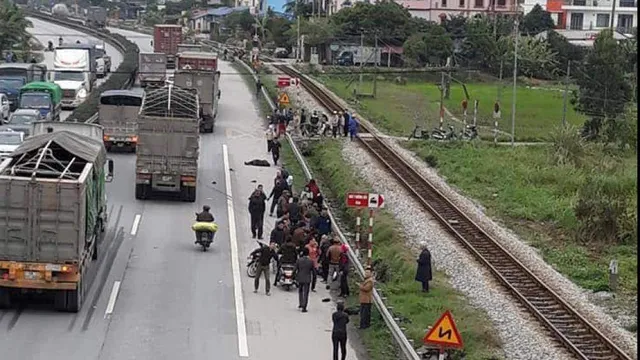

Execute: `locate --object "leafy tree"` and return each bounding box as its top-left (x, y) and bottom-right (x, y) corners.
top-left (459, 16), bottom-right (500, 73)
top-left (223, 10), bottom-right (258, 35)
top-left (403, 25), bottom-right (453, 66)
top-left (498, 34), bottom-right (558, 79)
top-left (521, 4), bottom-right (555, 35)
top-left (266, 14), bottom-right (292, 47)
top-left (284, 17), bottom-right (333, 46)
top-left (330, 2), bottom-right (414, 45)
top-left (545, 30), bottom-right (585, 70)
top-left (0, 0), bottom-right (32, 56)
top-left (574, 29), bottom-right (633, 138)
top-left (283, 0), bottom-right (314, 18)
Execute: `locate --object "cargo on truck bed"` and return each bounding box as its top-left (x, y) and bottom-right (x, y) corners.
top-left (99, 89), bottom-right (144, 152)
top-left (0, 123), bottom-right (114, 312)
top-left (135, 85), bottom-right (200, 202)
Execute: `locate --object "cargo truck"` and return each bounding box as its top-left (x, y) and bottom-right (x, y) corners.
top-left (86, 6), bottom-right (107, 28)
top-left (0, 122), bottom-right (114, 312)
top-left (177, 43), bottom-right (203, 54)
top-left (153, 25), bottom-right (183, 70)
top-left (18, 81), bottom-right (62, 121)
top-left (99, 89), bottom-right (144, 152)
top-left (135, 85), bottom-right (199, 202)
top-left (53, 44), bottom-right (97, 108)
top-left (138, 52), bottom-right (167, 87)
top-left (174, 51), bottom-right (220, 133)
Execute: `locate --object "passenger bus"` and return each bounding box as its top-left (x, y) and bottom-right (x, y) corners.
top-left (98, 89), bottom-right (144, 152)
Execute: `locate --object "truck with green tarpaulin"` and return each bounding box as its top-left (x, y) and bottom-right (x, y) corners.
top-left (18, 81), bottom-right (62, 121)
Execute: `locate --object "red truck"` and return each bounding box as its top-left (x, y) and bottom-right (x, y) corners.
top-left (153, 24), bottom-right (183, 69)
top-left (176, 51), bottom-right (218, 71)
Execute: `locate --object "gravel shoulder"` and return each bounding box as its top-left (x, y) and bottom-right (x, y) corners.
top-left (278, 66), bottom-right (637, 359)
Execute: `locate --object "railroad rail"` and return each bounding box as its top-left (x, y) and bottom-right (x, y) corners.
top-left (273, 64), bottom-right (633, 360)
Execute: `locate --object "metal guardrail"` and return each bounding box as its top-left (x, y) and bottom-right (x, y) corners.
top-left (226, 42), bottom-right (422, 360)
top-left (24, 11), bottom-right (134, 124)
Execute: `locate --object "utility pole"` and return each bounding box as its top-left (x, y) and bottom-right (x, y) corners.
top-left (439, 71), bottom-right (445, 130)
top-left (497, 60), bottom-right (503, 101)
top-left (359, 31), bottom-right (364, 93)
top-left (610, 0), bottom-right (617, 30)
top-left (561, 61), bottom-right (571, 127)
top-left (296, 0), bottom-right (301, 61)
top-left (492, 0), bottom-right (497, 38)
top-left (373, 33), bottom-right (378, 97)
top-left (511, 17), bottom-right (519, 146)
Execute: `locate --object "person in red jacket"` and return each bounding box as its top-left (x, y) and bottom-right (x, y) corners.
top-left (306, 179), bottom-right (320, 198)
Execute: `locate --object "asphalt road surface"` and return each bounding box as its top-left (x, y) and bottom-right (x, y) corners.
top-left (25, 17), bottom-right (124, 121)
top-left (0, 23), bottom-right (360, 360)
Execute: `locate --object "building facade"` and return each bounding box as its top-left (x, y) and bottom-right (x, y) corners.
top-left (395, 0), bottom-right (519, 22)
top-left (562, 0), bottom-right (636, 33)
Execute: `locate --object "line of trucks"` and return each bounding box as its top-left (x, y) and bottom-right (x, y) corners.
top-left (0, 48), bottom-right (220, 312)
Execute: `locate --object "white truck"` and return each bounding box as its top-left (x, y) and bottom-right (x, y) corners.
top-left (335, 45), bottom-right (381, 66)
top-left (52, 46), bottom-right (96, 109)
top-left (138, 52), bottom-right (167, 88)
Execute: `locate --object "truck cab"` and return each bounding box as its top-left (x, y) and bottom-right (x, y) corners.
top-left (0, 63), bottom-right (48, 111)
top-left (53, 44), bottom-right (97, 109)
top-left (19, 82), bottom-right (62, 121)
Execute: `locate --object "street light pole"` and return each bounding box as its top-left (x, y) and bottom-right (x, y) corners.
top-left (511, 17), bottom-right (519, 147)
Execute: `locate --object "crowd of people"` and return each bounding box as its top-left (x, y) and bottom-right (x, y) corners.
top-left (264, 106), bottom-right (361, 144)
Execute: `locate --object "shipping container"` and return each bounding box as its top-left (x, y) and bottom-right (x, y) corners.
top-left (176, 51), bottom-right (217, 72)
top-left (153, 24), bottom-right (183, 69)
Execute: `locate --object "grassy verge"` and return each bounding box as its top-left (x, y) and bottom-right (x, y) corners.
top-left (295, 139), bottom-right (503, 360)
top-left (404, 140), bottom-right (637, 298)
top-left (313, 74), bottom-right (587, 142)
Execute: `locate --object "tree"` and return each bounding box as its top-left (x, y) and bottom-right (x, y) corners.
top-left (498, 34), bottom-right (558, 79)
top-left (459, 16), bottom-right (501, 73)
top-left (330, 2), bottom-right (415, 45)
top-left (265, 14), bottom-right (292, 48)
top-left (521, 4), bottom-right (555, 35)
top-left (0, 0), bottom-right (32, 57)
top-left (545, 30), bottom-right (585, 70)
top-left (284, 17), bottom-right (333, 46)
top-left (403, 25), bottom-right (453, 66)
top-left (283, 0), bottom-right (314, 18)
top-left (574, 29), bottom-right (633, 139)
top-left (223, 10), bottom-right (258, 35)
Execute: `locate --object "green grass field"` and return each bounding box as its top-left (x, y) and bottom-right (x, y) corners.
top-left (404, 141), bottom-right (638, 299)
top-left (283, 140), bottom-right (504, 360)
top-left (316, 75), bottom-right (587, 142)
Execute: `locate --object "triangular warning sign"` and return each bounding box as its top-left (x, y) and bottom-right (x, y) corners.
top-left (423, 310), bottom-right (463, 348)
top-left (278, 93), bottom-right (290, 105)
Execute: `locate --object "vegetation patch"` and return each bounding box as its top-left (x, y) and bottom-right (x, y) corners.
top-left (315, 74), bottom-right (587, 142)
top-left (403, 139), bottom-right (637, 296)
top-left (289, 139), bottom-right (503, 360)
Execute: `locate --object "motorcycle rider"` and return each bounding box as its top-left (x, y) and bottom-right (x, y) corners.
top-left (47, 40), bottom-right (54, 51)
top-left (274, 238), bottom-right (298, 286)
top-left (195, 205), bottom-right (215, 244)
top-left (58, 37), bottom-right (63, 46)
top-left (251, 242), bottom-right (278, 295)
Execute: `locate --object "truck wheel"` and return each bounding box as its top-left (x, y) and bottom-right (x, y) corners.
top-left (130, 144), bottom-right (137, 153)
top-left (92, 235), bottom-right (99, 260)
top-left (181, 186), bottom-right (196, 202)
top-left (53, 290), bottom-right (66, 311)
top-left (0, 288), bottom-right (11, 308)
top-left (64, 280), bottom-right (82, 313)
top-left (135, 184), bottom-right (149, 200)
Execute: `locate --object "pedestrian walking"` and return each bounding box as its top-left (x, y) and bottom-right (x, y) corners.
top-left (306, 237), bottom-right (320, 291)
top-left (342, 110), bottom-right (350, 137)
top-left (271, 137), bottom-right (282, 165)
top-left (295, 247), bottom-right (314, 312)
top-left (331, 301), bottom-right (350, 360)
top-left (348, 113), bottom-right (359, 141)
top-left (358, 267), bottom-right (374, 329)
top-left (251, 242), bottom-right (277, 296)
top-left (265, 125), bottom-right (275, 152)
top-left (268, 177), bottom-right (286, 216)
top-left (248, 185), bottom-right (267, 239)
top-left (415, 241), bottom-right (432, 292)
top-left (338, 244), bottom-right (350, 298)
top-left (256, 77), bottom-right (262, 96)
top-left (327, 238), bottom-right (342, 290)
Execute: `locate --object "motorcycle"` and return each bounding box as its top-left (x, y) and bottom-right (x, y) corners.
top-left (247, 241), bottom-right (268, 277)
top-left (193, 213), bottom-right (216, 251)
top-left (431, 125), bottom-right (458, 141)
top-left (461, 124), bottom-right (478, 140)
top-left (276, 263), bottom-right (296, 291)
top-left (408, 124), bottom-right (429, 140)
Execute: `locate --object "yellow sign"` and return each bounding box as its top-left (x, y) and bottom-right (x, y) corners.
top-left (278, 92), bottom-right (290, 106)
top-left (423, 310), bottom-right (463, 348)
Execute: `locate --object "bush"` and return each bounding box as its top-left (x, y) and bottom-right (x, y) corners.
top-left (549, 124), bottom-right (586, 166)
top-left (574, 175), bottom-right (637, 245)
top-left (68, 32), bottom-right (139, 122)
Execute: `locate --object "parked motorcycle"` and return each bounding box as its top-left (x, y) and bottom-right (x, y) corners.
top-left (431, 125), bottom-right (458, 141)
top-left (461, 124), bottom-right (478, 140)
top-left (408, 124), bottom-right (429, 141)
top-left (276, 263), bottom-right (296, 291)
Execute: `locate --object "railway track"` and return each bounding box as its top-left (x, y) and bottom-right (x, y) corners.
top-left (273, 64), bottom-right (633, 360)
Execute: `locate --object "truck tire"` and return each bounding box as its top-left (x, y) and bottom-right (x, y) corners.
top-left (0, 288), bottom-right (11, 308)
top-left (181, 186), bottom-right (196, 202)
top-left (55, 280), bottom-right (83, 312)
top-left (135, 184), bottom-right (149, 200)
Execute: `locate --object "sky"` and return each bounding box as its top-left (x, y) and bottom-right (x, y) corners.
top-left (268, 0), bottom-right (288, 12)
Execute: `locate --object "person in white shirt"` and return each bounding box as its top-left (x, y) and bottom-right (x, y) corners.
top-left (265, 125), bottom-right (275, 152)
top-left (331, 111), bottom-right (341, 138)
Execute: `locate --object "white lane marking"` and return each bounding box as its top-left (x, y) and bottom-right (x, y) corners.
top-left (104, 281), bottom-right (121, 319)
top-left (222, 144), bottom-right (249, 358)
top-left (130, 214), bottom-right (142, 236)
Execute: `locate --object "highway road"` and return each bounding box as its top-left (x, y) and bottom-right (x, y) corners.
top-left (0, 22), bottom-right (360, 360)
top-left (26, 17), bottom-right (124, 121)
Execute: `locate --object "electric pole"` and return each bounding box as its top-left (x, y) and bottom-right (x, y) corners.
top-left (511, 17), bottom-right (519, 146)
top-left (610, 0), bottom-right (617, 30)
top-left (561, 61), bottom-right (571, 127)
top-left (359, 31), bottom-right (364, 92)
top-left (497, 60), bottom-right (503, 101)
top-left (296, 0), bottom-right (301, 61)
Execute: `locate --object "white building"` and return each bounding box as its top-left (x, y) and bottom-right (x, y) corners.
top-left (395, 0), bottom-right (519, 22)
top-left (562, 0), bottom-right (636, 33)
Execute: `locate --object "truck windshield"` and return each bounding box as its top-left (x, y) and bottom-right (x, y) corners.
top-left (0, 69), bottom-right (27, 79)
top-left (20, 93), bottom-right (51, 109)
top-left (54, 71), bottom-right (84, 82)
top-left (0, 133), bottom-right (23, 145)
top-left (0, 78), bottom-right (25, 89)
top-left (96, 48), bottom-right (105, 58)
top-left (9, 114), bottom-right (36, 124)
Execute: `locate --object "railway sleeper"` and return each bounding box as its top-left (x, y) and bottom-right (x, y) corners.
top-left (584, 356), bottom-right (618, 360)
top-left (579, 348), bottom-right (618, 357)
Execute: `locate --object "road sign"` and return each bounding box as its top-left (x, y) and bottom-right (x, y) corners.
top-left (368, 193), bottom-right (385, 208)
top-left (423, 310), bottom-right (463, 348)
top-left (290, 77), bottom-right (300, 87)
top-left (278, 92), bottom-right (290, 106)
top-left (346, 192), bottom-right (369, 208)
top-left (277, 76), bottom-right (290, 88)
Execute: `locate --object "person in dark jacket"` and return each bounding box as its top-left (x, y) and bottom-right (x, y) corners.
top-left (271, 137), bottom-right (282, 165)
top-left (338, 246), bottom-right (350, 297)
top-left (295, 247), bottom-right (314, 312)
top-left (313, 192), bottom-right (324, 210)
top-left (251, 242), bottom-right (278, 295)
top-left (196, 205), bottom-right (214, 222)
top-left (268, 178), bottom-right (286, 216)
top-left (319, 235), bottom-right (331, 282)
top-left (288, 196), bottom-right (302, 224)
top-left (275, 238), bottom-right (298, 286)
top-left (415, 242), bottom-right (433, 292)
top-left (248, 185), bottom-right (267, 239)
top-left (342, 110), bottom-right (350, 137)
top-left (269, 221), bottom-right (286, 246)
top-left (331, 301), bottom-right (350, 360)
top-left (314, 208), bottom-right (332, 237)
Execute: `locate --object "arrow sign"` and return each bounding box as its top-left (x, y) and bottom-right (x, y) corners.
top-left (368, 193), bottom-right (385, 208)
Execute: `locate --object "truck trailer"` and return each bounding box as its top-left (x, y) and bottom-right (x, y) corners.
top-left (0, 122), bottom-right (114, 312)
top-left (135, 85), bottom-right (199, 202)
top-left (86, 6), bottom-right (107, 28)
top-left (174, 51), bottom-right (220, 133)
top-left (138, 52), bottom-right (167, 87)
top-left (153, 25), bottom-right (183, 70)
top-left (99, 89), bottom-right (144, 152)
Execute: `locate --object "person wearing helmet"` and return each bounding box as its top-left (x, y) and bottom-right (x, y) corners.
top-left (58, 37), bottom-right (63, 46)
top-left (196, 205), bottom-right (215, 222)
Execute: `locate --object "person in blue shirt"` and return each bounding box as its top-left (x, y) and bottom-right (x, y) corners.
top-left (348, 113), bottom-right (359, 141)
top-left (314, 207), bottom-right (332, 237)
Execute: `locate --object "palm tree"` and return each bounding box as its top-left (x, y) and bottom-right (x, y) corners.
top-left (0, 0), bottom-right (32, 60)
